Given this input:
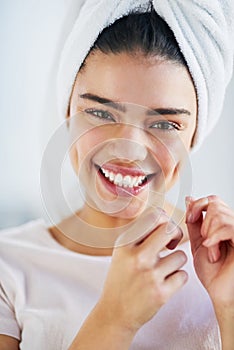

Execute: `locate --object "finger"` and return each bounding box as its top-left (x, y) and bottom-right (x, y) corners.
top-left (136, 223), bottom-right (183, 263)
top-left (114, 208), bottom-right (168, 248)
top-left (165, 222), bottom-right (183, 250)
top-left (156, 251), bottom-right (187, 279)
top-left (163, 270), bottom-right (188, 298)
top-left (166, 234), bottom-right (183, 250)
top-left (186, 197), bottom-right (208, 223)
top-left (186, 213), bottom-right (203, 256)
top-left (200, 205), bottom-right (233, 239)
top-left (203, 224), bottom-right (234, 247)
top-left (187, 195), bottom-right (228, 224)
top-left (202, 218), bottom-right (234, 263)
top-left (207, 244), bottom-right (221, 264)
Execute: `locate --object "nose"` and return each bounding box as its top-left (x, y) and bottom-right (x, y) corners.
top-left (107, 124), bottom-right (148, 161)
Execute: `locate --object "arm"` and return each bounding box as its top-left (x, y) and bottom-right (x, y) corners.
top-left (215, 307), bottom-right (234, 350)
top-left (69, 209), bottom-right (188, 349)
top-left (186, 195), bottom-right (234, 350)
top-left (68, 303), bottom-right (135, 350)
top-left (0, 335), bottom-right (19, 350)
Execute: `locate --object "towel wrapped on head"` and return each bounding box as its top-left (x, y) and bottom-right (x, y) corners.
top-left (57, 0), bottom-right (234, 151)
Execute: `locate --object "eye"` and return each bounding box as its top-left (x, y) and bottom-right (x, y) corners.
top-left (85, 109), bottom-right (116, 122)
top-left (150, 121), bottom-right (182, 131)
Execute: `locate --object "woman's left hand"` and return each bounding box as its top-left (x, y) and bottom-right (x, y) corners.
top-left (186, 195), bottom-right (234, 309)
top-left (186, 195), bottom-right (234, 349)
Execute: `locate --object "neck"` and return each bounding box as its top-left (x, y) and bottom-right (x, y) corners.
top-left (48, 202), bottom-right (188, 256)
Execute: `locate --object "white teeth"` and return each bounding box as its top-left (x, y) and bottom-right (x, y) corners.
top-left (130, 176), bottom-right (138, 188)
top-left (114, 173), bottom-right (123, 186)
top-left (101, 167), bottom-right (147, 188)
top-left (109, 172), bottom-right (115, 181)
top-left (103, 169), bottom-right (109, 178)
top-left (123, 175), bottom-right (131, 188)
top-left (137, 176), bottom-right (145, 185)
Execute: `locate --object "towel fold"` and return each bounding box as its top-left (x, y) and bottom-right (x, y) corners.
top-left (57, 0), bottom-right (234, 151)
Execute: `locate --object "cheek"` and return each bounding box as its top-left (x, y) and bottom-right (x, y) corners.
top-left (74, 127), bottom-right (109, 165)
top-left (155, 148), bottom-right (175, 176)
top-left (150, 133), bottom-right (191, 191)
top-left (151, 135), bottom-right (186, 169)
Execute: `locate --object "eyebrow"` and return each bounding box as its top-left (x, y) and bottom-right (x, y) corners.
top-left (79, 93), bottom-right (191, 116)
top-left (79, 93), bottom-right (126, 112)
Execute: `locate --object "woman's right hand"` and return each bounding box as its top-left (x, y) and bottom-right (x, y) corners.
top-left (96, 209), bottom-right (188, 335)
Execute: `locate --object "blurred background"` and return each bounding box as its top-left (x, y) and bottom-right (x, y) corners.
top-left (1, 0), bottom-right (234, 229)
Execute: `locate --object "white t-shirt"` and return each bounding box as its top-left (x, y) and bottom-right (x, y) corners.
top-left (0, 219), bottom-right (221, 349)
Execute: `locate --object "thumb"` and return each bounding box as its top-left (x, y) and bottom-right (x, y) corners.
top-left (114, 207), bottom-right (167, 248)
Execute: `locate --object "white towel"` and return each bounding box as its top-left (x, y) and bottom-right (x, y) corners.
top-left (57, 0), bottom-right (234, 151)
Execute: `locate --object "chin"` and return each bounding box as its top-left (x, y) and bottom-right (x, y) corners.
top-left (96, 195), bottom-right (149, 221)
top-left (110, 205), bottom-right (146, 220)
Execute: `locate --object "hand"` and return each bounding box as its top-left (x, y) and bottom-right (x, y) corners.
top-left (96, 209), bottom-right (188, 335)
top-left (186, 195), bottom-right (234, 309)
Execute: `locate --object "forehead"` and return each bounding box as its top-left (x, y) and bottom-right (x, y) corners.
top-left (73, 51), bottom-right (196, 111)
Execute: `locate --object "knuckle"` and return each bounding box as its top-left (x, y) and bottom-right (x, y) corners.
top-left (217, 212), bottom-right (227, 223)
top-left (220, 222), bottom-right (232, 231)
top-left (208, 201), bottom-right (224, 214)
top-left (134, 252), bottom-right (149, 271)
top-left (208, 195), bottom-right (227, 207)
top-left (208, 194), bottom-right (220, 202)
top-left (209, 213), bottom-right (228, 228)
top-left (153, 284), bottom-right (168, 304)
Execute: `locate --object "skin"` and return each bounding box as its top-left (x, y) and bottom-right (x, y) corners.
top-left (67, 52), bottom-right (234, 349)
top-left (69, 51), bottom-right (197, 223)
top-left (61, 51), bottom-right (197, 348)
top-left (0, 336), bottom-right (19, 350)
top-left (49, 51), bottom-right (197, 255)
top-left (186, 195), bottom-right (234, 350)
top-left (2, 52), bottom-right (234, 349)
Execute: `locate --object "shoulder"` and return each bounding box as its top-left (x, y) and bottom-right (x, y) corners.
top-left (0, 219), bottom-right (59, 290)
top-left (0, 219), bottom-right (54, 273)
top-left (0, 219), bottom-right (50, 247)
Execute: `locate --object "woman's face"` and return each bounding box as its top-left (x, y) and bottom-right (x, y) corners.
top-left (69, 51), bottom-right (197, 220)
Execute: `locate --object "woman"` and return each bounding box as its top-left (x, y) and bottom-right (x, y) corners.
top-left (0, 1), bottom-right (234, 349)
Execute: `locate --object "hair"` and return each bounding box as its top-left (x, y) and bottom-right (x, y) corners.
top-left (81, 6), bottom-right (187, 69)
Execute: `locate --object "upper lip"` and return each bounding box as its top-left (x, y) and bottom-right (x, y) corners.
top-left (96, 162), bottom-right (154, 177)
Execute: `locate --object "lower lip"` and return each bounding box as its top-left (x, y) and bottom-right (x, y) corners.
top-left (96, 168), bottom-right (149, 197)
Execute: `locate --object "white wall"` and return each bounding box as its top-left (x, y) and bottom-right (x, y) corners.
top-left (191, 77), bottom-right (234, 207)
top-left (0, 1), bottom-right (234, 229)
top-left (0, 0), bottom-right (82, 228)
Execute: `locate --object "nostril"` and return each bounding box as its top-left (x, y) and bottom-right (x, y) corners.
top-left (108, 139), bottom-right (148, 161)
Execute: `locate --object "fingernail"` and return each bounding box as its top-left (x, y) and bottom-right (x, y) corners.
top-left (185, 196), bottom-right (194, 208)
top-left (208, 249), bottom-right (216, 263)
top-left (185, 196), bottom-right (191, 208)
top-left (166, 239), bottom-right (178, 250)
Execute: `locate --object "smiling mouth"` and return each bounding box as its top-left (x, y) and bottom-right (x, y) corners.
top-left (95, 164), bottom-right (154, 190)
